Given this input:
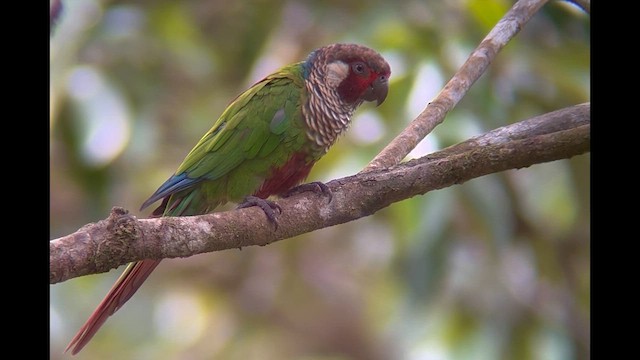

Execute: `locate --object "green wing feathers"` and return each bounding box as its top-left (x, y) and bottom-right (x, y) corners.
top-left (144, 62), bottom-right (310, 215)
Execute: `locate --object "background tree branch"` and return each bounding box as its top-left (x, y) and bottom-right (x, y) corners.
top-left (50, 103), bottom-right (589, 284)
top-left (51, 1), bottom-right (589, 357)
top-left (363, 0), bottom-right (550, 172)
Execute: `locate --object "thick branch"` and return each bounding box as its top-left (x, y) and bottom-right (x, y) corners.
top-left (50, 103), bottom-right (590, 284)
top-left (364, 0), bottom-right (550, 171)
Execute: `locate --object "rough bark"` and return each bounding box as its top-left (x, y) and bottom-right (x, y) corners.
top-left (50, 103), bottom-right (590, 284)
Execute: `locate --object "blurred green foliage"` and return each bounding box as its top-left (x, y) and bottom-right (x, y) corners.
top-left (50, 0), bottom-right (589, 359)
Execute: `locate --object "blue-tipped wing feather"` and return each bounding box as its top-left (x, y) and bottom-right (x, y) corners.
top-left (139, 173), bottom-right (201, 211)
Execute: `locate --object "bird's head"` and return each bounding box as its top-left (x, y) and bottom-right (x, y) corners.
top-left (305, 43), bottom-right (391, 107)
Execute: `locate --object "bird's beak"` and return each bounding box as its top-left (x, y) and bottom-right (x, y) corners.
top-left (363, 75), bottom-right (389, 106)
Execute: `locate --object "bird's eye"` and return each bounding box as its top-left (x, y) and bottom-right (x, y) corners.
top-left (352, 62), bottom-right (366, 74)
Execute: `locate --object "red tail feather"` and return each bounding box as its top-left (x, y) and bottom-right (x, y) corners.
top-left (65, 259), bottom-right (161, 355)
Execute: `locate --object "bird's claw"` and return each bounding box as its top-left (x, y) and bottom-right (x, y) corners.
top-left (237, 195), bottom-right (282, 229)
top-left (282, 181), bottom-right (333, 203)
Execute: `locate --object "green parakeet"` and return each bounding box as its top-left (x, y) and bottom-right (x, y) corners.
top-left (66, 43), bottom-right (390, 354)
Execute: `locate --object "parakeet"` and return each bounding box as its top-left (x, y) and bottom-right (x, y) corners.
top-left (65, 43), bottom-right (390, 355)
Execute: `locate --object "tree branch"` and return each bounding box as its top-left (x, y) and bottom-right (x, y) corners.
top-left (364, 0), bottom-right (550, 171)
top-left (50, 103), bottom-right (590, 284)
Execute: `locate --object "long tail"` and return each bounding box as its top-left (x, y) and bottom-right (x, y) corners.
top-left (64, 259), bottom-right (161, 355)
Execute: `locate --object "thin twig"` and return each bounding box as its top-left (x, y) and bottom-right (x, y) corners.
top-left (363, 0), bottom-right (551, 172)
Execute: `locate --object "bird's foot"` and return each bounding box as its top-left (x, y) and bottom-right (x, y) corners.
top-left (237, 196), bottom-right (282, 229)
top-left (282, 181), bottom-right (333, 203)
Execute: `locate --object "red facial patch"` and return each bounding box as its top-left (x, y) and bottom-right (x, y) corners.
top-left (337, 61), bottom-right (381, 104)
